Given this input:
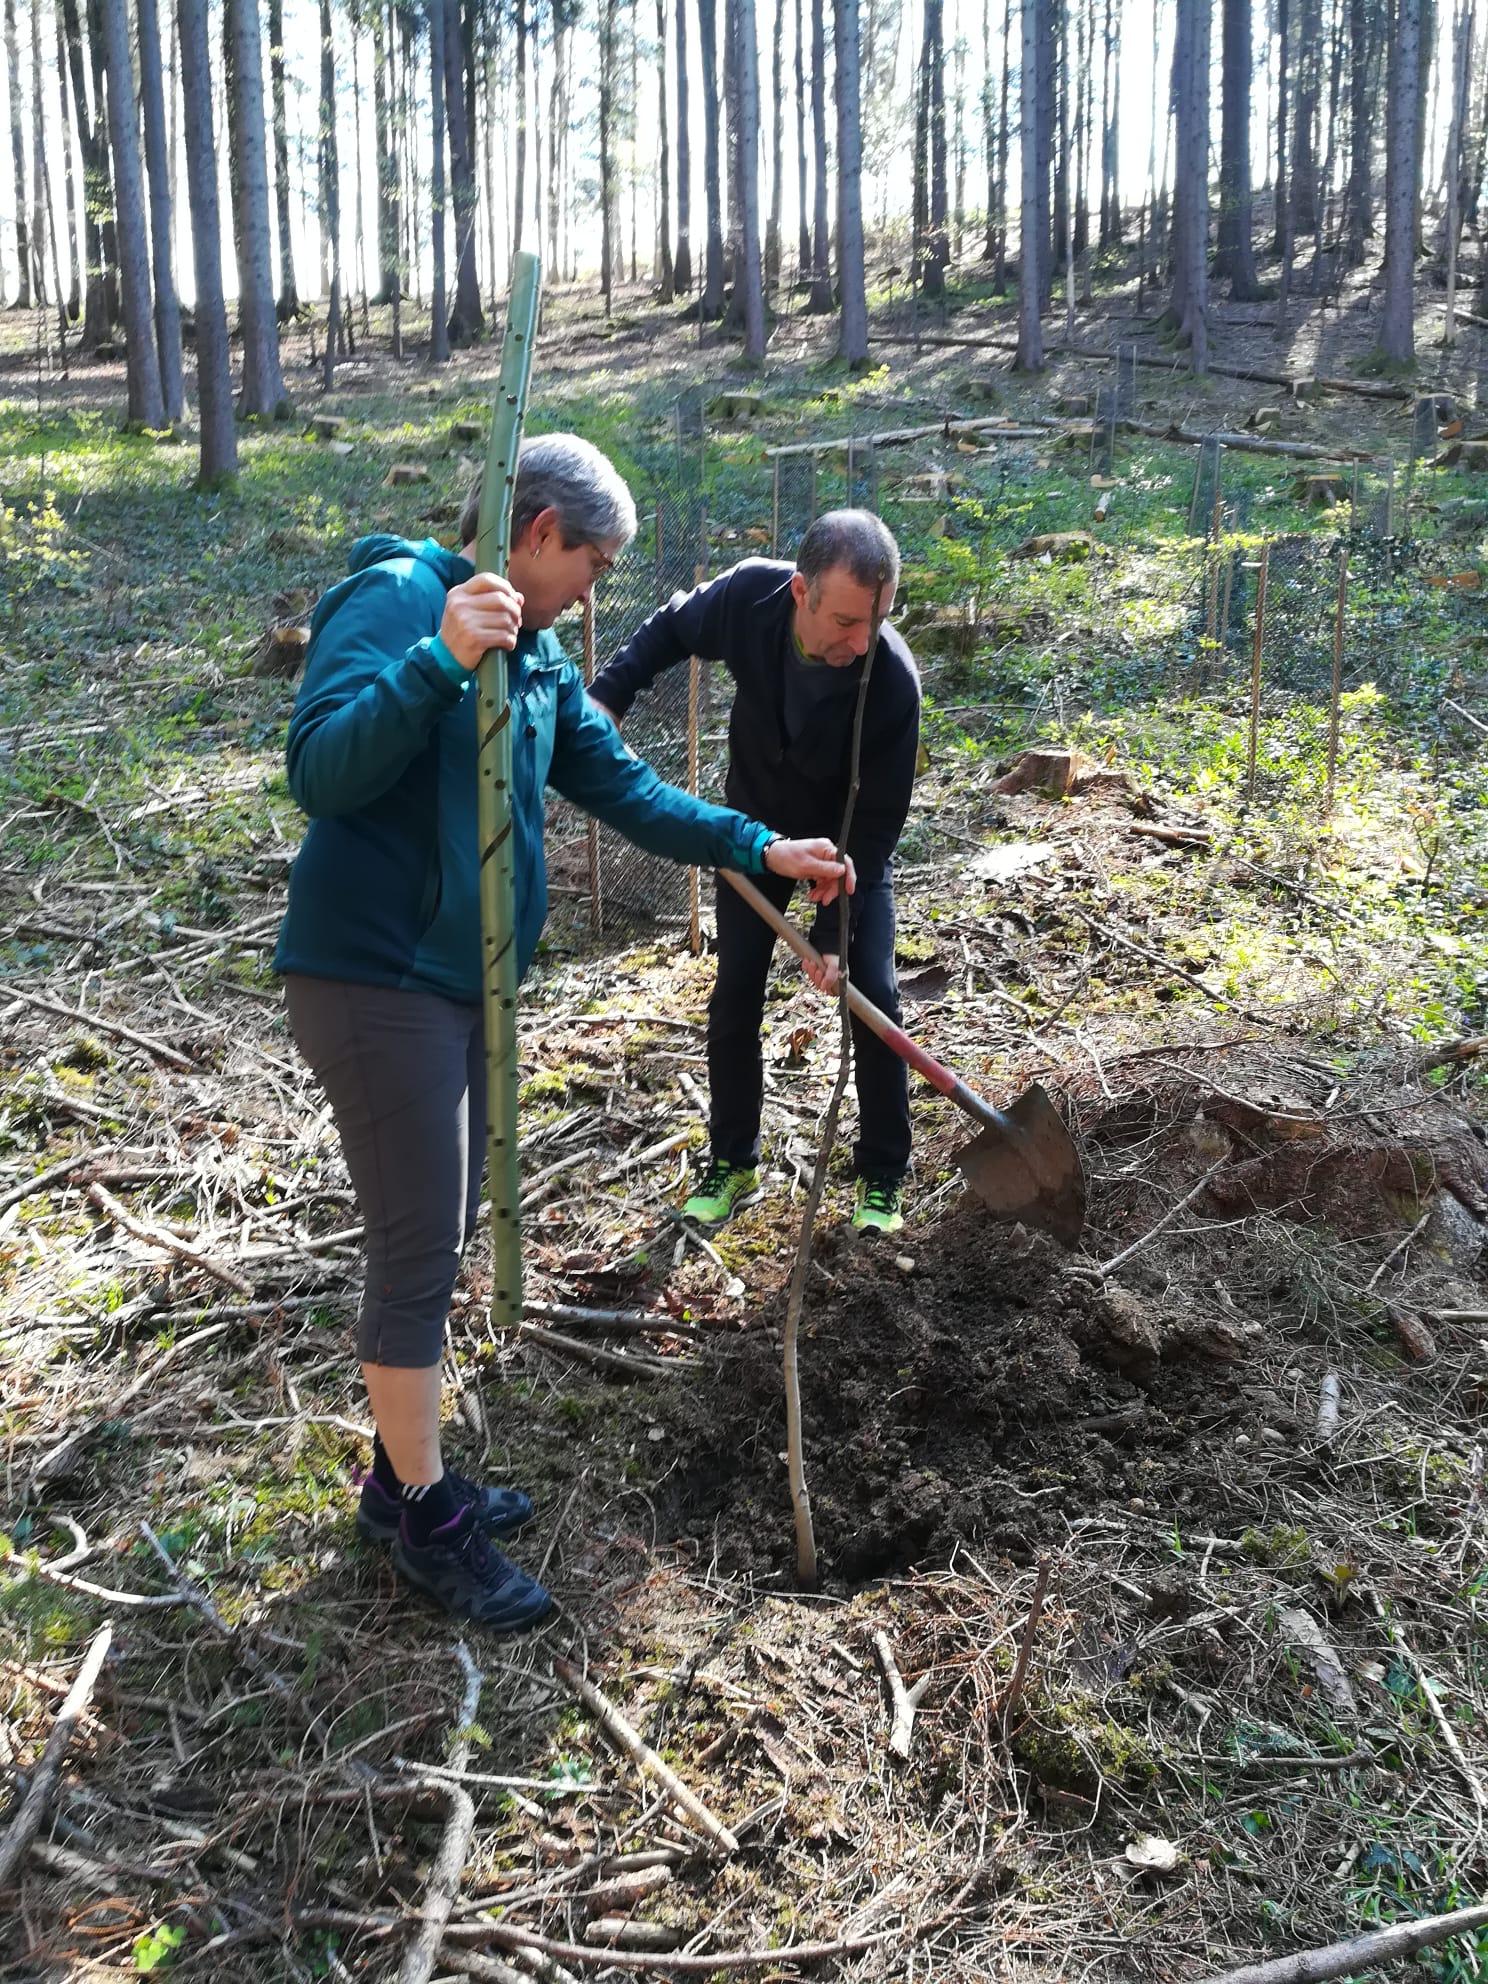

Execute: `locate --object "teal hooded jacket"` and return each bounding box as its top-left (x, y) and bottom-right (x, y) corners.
top-left (274, 536), bottom-right (774, 1003)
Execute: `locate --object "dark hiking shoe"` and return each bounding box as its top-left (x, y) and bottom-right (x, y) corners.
top-left (851, 1176), bottom-right (905, 1235)
top-left (391, 1505), bottom-right (554, 1631)
top-left (682, 1158), bottom-right (762, 1227)
top-left (357, 1470), bottom-right (534, 1546)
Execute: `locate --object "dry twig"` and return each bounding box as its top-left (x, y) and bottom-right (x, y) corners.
top-left (399, 1642), bottom-right (485, 1984)
top-left (1194, 1901), bottom-right (1488, 1984)
top-left (0, 1622), bottom-right (113, 1889)
top-left (872, 1631), bottom-right (931, 1761)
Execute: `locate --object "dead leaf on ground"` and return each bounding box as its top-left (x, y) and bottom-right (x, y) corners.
top-left (1277, 1606), bottom-right (1357, 1717)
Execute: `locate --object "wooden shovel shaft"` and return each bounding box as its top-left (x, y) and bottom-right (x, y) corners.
top-left (719, 868), bottom-right (1016, 1138)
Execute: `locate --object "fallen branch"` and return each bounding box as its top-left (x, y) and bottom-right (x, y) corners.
top-left (0, 1623), bottom-right (113, 1889)
top-left (453, 1923), bottom-right (893, 1974)
top-left (33, 1319), bottom-right (232, 1485)
top-left (1417, 1034), bottom-right (1488, 1073)
top-left (399, 1643), bottom-right (485, 1984)
top-left (1082, 1158), bottom-right (1230, 1279)
top-left (553, 1656), bottom-right (739, 1855)
top-left (87, 1181), bottom-right (254, 1297)
top-left (872, 1631), bottom-right (931, 1761)
top-left (138, 1521), bottom-right (291, 1696)
top-left (1193, 1901), bottom-right (1488, 1984)
top-left (1121, 416), bottom-right (1369, 463)
top-left (2, 985), bottom-right (195, 1069)
top-left (512, 1321), bottom-right (682, 1380)
top-left (1442, 698), bottom-right (1488, 737)
top-left (521, 1298), bottom-right (699, 1338)
top-left (1066, 904), bottom-right (1275, 1024)
top-left (1315, 1373), bottom-right (1341, 1447)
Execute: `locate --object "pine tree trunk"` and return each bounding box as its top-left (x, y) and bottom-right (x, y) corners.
top-left (656, 0), bottom-right (674, 296)
top-left (61, 0), bottom-right (107, 342)
top-left (513, 0), bottom-right (526, 254)
top-left (136, 0), bottom-right (184, 416)
top-left (99, 0), bottom-right (165, 421)
top-left (674, 0), bottom-right (691, 289)
top-left (176, 0), bottom-right (236, 481)
top-left (928, 0), bottom-right (947, 290)
top-left (1291, 0), bottom-right (1320, 234)
top-left (1217, 0), bottom-right (1262, 292)
top-left (548, 14), bottom-right (564, 283)
top-left (428, 0), bottom-right (448, 356)
top-left (55, 7), bottom-right (80, 316)
top-left (1169, 0), bottom-right (1209, 368)
top-left (1272, 0), bottom-right (1290, 251)
top-left (352, 19), bottom-right (370, 322)
top-left (953, 34), bottom-right (966, 260)
top-left (629, 0), bottom-right (639, 281)
top-left (808, 0), bottom-right (831, 307)
top-left (599, 0), bottom-right (616, 311)
top-left (1035, 0), bottom-right (1054, 310)
top-left (1378, 0), bottom-right (1419, 360)
top-left (736, 0), bottom-right (766, 351)
top-left (227, 0), bottom-right (289, 414)
top-left (793, 0), bottom-right (809, 275)
top-left (832, 0), bottom-right (866, 358)
top-left (1072, 0), bottom-right (1089, 258)
top-left (912, 6), bottom-right (928, 280)
top-left (29, 0), bottom-right (46, 305)
top-left (1342, 0), bottom-right (1376, 260)
top-left (319, 0), bottom-right (340, 384)
top-left (723, 0), bottom-right (742, 313)
top-left (766, 0), bottom-right (783, 285)
top-left (6, 0), bottom-right (30, 306)
top-left (372, 0), bottom-right (398, 300)
top-left (1015, 0), bottom-right (1043, 364)
top-left (267, 0), bottom-right (298, 315)
top-left (442, 0), bottom-right (481, 340)
top-left (698, 0), bottom-right (725, 312)
top-left (995, 0), bottom-right (1010, 278)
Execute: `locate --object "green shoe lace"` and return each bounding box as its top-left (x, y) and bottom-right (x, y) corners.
top-left (852, 1177), bottom-right (904, 1233)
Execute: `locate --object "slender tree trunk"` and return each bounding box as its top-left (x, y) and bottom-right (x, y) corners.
top-left (1168, 0), bottom-right (1209, 368)
top-left (29, 0), bottom-right (45, 305)
top-left (653, 0), bottom-right (674, 297)
top-left (599, 0), bottom-right (615, 311)
top-left (429, 0), bottom-right (448, 357)
top-left (1098, 0), bottom-right (1120, 244)
top-left (674, 0), bottom-right (691, 289)
top-left (1034, 0), bottom-right (1053, 309)
top-left (136, 0), bottom-right (184, 416)
top-left (1378, 0), bottom-right (1419, 361)
top-left (547, 13), bottom-right (563, 283)
top-left (6, 0), bottom-right (30, 305)
top-left (177, 0), bottom-right (235, 480)
top-left (982, 0), bottom-right (996, 258)
top-left (698, 0), bottom-right (725, 311)
top-left (995, 0), bottom-right (1010, 279)
top-left (99, 0), bottom-right (165, 421)
top-left (61, 0), bottom-right (106, 341)
top-left (1272, 0), bottom-right (1290, 251)
top-left (1342, 0), bottom-right (1375, 260)
top-left (1072, 0), bottom-right (1089, 259)
top-left (319, 0), bottom-right (340, 382)
top-left (267, 0), bottom-right (298, 314)
top-left (1291, 0), bottom-right (1321, 233)
top-left (766, 0), bottom-right (783, 285)
top-left (55, 7), bottom-right (80, 315)
top-left (917, 0), bottom-right (947, 293)
top-left (352, 17), bottom-right (370, 327)
top-left (629, 0), bottom-right (638, 280)
top-left (512, 0), bottom-right (526, 254)
top-left (228, 0), bottom-right (289, 413)
top-left (832, 0), bottom-right (866, 357)
top-left (1217, 0), bottom-right (1262, 292)
top-left (736, 0), bottom-right (766, 351)
top-left (372, 0), bottom-right (398, 299)
top-left (1014, 0), bottom-right (1043, 365)
top-left (808, 0), bottom-right (831, 306)
top-left (793, 0), bottom-right (808, 274)
top-left (912, 3), bottom-right (928, 279)
top-left (442, 0), bottom-right (480, 340)
top-left (953, 33), bottom-right (967, 260)
top-left (722, 0), bottom-right (741, 310)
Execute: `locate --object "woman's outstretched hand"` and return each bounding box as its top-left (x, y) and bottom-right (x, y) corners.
top-left (763, 837), bottom-right (857, 906)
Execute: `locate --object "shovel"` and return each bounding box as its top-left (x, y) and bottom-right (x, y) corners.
top-left (721, 869), bottom-right (1087, 1246)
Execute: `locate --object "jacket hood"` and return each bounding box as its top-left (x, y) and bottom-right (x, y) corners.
top-left (346, 534), bottom-right (473, 584)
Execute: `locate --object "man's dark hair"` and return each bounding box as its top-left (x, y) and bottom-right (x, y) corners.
top-left (796, 509), bottom-right (900, 597)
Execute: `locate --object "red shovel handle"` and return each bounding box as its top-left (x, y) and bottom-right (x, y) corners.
top-left (719, 869), bottom-right (1014, 1136)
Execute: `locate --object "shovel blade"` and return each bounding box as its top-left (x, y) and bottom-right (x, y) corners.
top-left (955, 1082), bottom-right (1086, 1247)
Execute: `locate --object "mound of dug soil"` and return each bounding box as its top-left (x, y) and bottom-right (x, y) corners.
top-left (657, 1203), bottom-right (1267, 1584)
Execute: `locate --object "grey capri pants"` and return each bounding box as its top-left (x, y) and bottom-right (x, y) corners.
top-left (284, 975), bottom-right (487, 1367)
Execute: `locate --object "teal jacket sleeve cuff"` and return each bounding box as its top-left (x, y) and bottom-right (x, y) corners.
top-left (427, 632), bottom-right (470, 689)
top-left (744, 826), bottom-right (777, 875)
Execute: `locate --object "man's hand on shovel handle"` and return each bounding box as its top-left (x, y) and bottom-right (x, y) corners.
top-left (763, 837), bottom-right (856, 905)
top-left (802, 952), bottom-right (840, 993)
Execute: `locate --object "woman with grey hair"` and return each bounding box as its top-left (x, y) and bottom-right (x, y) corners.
top-left (275, 434), bottom-right (852, 1630)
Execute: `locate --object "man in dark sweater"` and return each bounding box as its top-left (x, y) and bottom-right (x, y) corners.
top-left (589, 511), bottom-right (921, 1235)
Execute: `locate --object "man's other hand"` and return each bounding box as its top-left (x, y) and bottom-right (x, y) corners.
top-left (763, 837), bottom-right (857, 905)
top-left (439, 572), bottom-right (524, 670)
top-left (802, 951), bottom-right (840, 993)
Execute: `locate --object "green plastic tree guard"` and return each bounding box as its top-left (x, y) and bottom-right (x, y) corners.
top-left (474, 252), bottom-right (542, 1329)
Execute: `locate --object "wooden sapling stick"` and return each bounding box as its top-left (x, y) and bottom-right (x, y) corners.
top-left (1000, 1555), bottom-right (1052, 1731)
top-left (399, 1643), bottom-right (485, 1984)
top-left (872, 1631), bottom-right (931, 1761)
top-left (553, 1657), bottom-right (739, 1854)
top-left (1192, 1900), bottom-right (1488, 1984)
top-left (0, 1622), bottom-right (112, 1890)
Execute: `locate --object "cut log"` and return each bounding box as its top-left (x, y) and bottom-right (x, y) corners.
top-left (1294, 473), bottom-right (1349, 508)
top-left (450, 419), bottom-right (485, 443)
top-left (255, 625), bottom-right (310, 677)
top-left (385, 463), bottom-right (431, 486)
top-left (1011, 530), bottom-right (1100, 561)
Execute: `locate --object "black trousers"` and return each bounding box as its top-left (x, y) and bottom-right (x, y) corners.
top-left (708, 870), bottom-right (911, 1180)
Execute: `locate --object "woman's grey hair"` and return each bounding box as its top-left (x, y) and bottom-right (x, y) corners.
top-left (460, 432), bottom-right (638, 553)
top-left (797, 510), bottom-right (900, 596)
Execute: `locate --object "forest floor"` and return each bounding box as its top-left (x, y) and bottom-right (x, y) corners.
top-left (2, 260), bottom-right (1488, 1984)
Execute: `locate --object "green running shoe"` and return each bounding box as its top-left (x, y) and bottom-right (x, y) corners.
top-left (852, 1176), bottom-right (905, 1235)
top-left (683, 1158), bottom-right (762, 1227)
